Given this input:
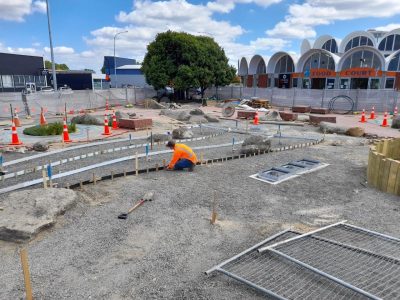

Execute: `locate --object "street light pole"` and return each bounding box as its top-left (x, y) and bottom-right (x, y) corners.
top-left (113, 30), bottom-right (128, 88)
top-left (45, 0), bottom-right (57, 91)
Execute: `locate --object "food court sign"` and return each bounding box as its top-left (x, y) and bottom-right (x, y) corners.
top-left (340, 68), bottom-right (382, 78)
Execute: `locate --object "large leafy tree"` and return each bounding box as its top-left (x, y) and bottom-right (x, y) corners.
top-left (142, 31), bottom-right (235, 99)
top-left (45, 60), bottom-right (70, 71)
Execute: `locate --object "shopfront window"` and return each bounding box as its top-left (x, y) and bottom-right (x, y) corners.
top-left (326, 78), bottom-right (335, 89)
top-left (340, 78), bottom-right (350, 89)
top-left (369, 78), bottom-right (380, 89)
top-left (1, 75), bottom-right (13, 88)
top-left (292, 78), bottom-right (298, 88)
top-left (303, 78), bottom-right (310, 89)
top-left (385, 78), bottom-right (395, 89)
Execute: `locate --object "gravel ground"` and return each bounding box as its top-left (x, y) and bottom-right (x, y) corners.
top-left (1, 134), bottom-right (399, 299)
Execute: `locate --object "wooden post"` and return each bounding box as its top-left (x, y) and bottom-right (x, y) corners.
top-left (66, 183), bottom-right (70, 189)
top-left (135, 152), bottom-right (139, 176)
top-left (200, 152), bottom-right (204, 165)
top-left (93, 173), bottom-right (96, 185)
top-left (42, 169), bottom-right (47, 189)
top-left (20, 248), bottom-right (33, 300)
top-left (162, 159), bottom-right (166, 169)
top-left (156, 164), bottom-right (159, 171)
top-left (211, 191), bottom-right (217, 225)
top-left (80, 181), bottom-right (83, 190)
top-left (124, 170), bottom-right (127, 177)
top-left (111, 171), bottom-right (114, 181)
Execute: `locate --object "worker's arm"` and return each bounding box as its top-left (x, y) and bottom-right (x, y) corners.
top-left (168, 150), bottom-right (181, 169)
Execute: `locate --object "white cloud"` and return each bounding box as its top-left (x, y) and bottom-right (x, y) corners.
top-left (32, 0), bottom-right (46, 13)
top-left (86, 0), bottom-right (291, 69)
top-left (44, 46), bottom-right (75, 54)
top-left (0, 0), bottom-right (46, 22)
top-left (267, 0), bottom-right (400, 39)
top-left (374, 23), bottom-right (400, 32)
top-left (206, 0), bottom-right (281, 13)
top-left (250, 38), bottom-right (290, 51)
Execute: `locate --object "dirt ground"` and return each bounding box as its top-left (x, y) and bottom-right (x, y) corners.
top-left (1, 132), bottom-right (399, 299)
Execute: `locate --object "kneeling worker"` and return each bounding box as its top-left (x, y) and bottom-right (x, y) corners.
top-left (166, 140), bottom-right (197, 171)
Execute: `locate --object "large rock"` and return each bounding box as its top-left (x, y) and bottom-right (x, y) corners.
top-left (144, 99), bottom-right (166, 109)
top-left (172, 127), bottom-right (194, 139)
top-left (189, 108), bottom-right (204, 115)
top-left (115, 110), bottom-right (130, 121)
top-left (240, 135), bottom-right (272, 155)
top-left (346, 127), bottom-right (365, 137)
top-left (149, 133), bottom-right (171, 142)
top-left (32, 141), bottom-right (49, 152)
top-left (204, 114), bottom-right (219, 122)
top-left (260, 111), bottom-right (282, 121)
top-left (319, 121), bottom-right (347, 134)
top-left (160, 110), bottom-right (191, 122)
top-left (391, 116), bottom-right (400, 129)
top-left (0, 189), bottom-right (78, 242)
top-left (71, 113), bottom-right (102, 125)
top-left (190, 115), bottom-right (208, 124)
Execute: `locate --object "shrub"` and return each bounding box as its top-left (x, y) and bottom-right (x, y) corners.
top-left (23, 122), bottom-right (76, 136)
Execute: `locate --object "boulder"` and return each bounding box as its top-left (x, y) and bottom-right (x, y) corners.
top-left (346, 127), bottom-right (365, 137)
top-left (149, 133), bottom-right (171, 142)
top-left (189, 108), bottom-right (204, 115)
top-left (240, 135), bottom-right (272, 155)
top-left (160, 110), bottom-right (191, 122)
top-left (70, 113), bottom-right (103, 125)
top-left (279, 112), bottom-right (298, 121)
top-left (172, 127), bottom-right (194, 139)
top-left (391, 116), bottom-right (400, 129)
top-left (144, 99), bottom-right (166, 109)
top-left (115, 110), bottom-right (130, 121)
top-left (319, 121), bottom-right (347, 135)
top-left (260, 111), bottom-right (281, 121)
top-left (0, 188), bottom-right (78, 242)
top-left (204, 114), bottom-right (219, 122)
top-left (190, 115), bottom-right (208, 124)
top-left (297, 114), bottom-right (310, 122)
top-left (32, 141), bottom-right (49, 152)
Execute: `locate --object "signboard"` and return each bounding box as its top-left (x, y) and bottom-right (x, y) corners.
top-left (279, 73), bottom-right (291, 88)
top-left (339, 68), bottom-right (382, 78)
top-left (309, 68), bottom-right (336, 78)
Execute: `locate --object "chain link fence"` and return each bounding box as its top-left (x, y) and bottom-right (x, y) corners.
top-left (204, 86), bottom-right (400, 113)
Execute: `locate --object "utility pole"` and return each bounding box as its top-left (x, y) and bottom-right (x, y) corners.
top-left (45, 0), bottom-right (57, 90)
top-left (113, 31), bottom-right (128, 88)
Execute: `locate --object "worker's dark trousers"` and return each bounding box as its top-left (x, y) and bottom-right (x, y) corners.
top-left (174, 159), bottom-right (194, 170)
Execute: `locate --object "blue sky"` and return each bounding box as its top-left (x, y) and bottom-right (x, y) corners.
top-left (1, 0), bottom-right (400, 72)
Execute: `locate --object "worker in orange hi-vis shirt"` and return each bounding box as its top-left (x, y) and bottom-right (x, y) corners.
top-left (166, 140), bottom-right (197, 172)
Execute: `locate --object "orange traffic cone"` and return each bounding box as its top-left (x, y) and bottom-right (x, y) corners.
top-left (253, 110), bottom-right (259, 125)
top-left (14, 108), bottom-right (21, 127)
top-left (381, 112), bottom-right (389, 127)
top-left (368, 106), bottom-right (376, 119)
top-left (10, 121), bottom-right (22, 145)
top-left (359, 109), bottom-right (366, 123)
top-left (102, 114), bottom-right (111, 135)
top-left (62, 118), bottom-right (72, 142)
top-left (40, 107), bottom-right (47, 125)
top-left (112, 110), bottom-right (118, 129)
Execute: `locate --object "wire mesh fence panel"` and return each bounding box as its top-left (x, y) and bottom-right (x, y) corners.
top-left (312, 223), bottom-right (400, 260)
top-left (270, 88), bottom-right (295, 107)
top-left (215, 231), bottom-right (369, 300)
top-left (274, 235), bottom-right (400, 299)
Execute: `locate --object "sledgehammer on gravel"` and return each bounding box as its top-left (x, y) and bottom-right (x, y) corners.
top-left (118, 192), bottom-right (154, 219)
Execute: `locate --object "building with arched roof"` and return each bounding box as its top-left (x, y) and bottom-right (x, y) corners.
top-left (239, 28), bottom-right (400, 90)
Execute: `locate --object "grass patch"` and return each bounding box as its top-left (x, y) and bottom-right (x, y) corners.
top-left (23, 122), bottom-right (77, 136)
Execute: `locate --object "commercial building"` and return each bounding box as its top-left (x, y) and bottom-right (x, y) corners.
top-left (0, 52), bottom-right (47, 92)
top-left (102, 56), bottom-right (146, 88)
top-left (239, 28), bottom-right (400, 90)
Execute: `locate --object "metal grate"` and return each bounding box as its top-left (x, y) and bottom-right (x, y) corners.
top-left (274, 235), bottom-right (400, 299)
top-left (250, 158), bottom-right (329, 184)
top-left (207, 230), bottom-right (369, 299)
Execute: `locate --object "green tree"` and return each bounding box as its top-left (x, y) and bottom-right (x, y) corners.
top-left (142, 31), bottom-right (236, 99)
top-left (45, 60), bottom-right (69, 70)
